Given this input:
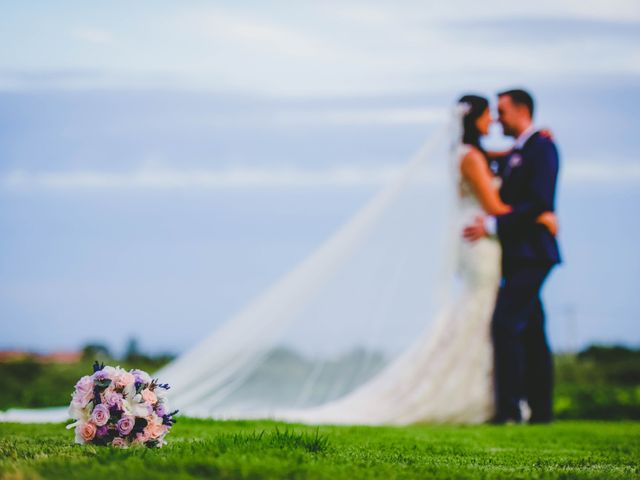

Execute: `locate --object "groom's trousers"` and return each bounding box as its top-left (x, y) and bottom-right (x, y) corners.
top-left (491, 260), bottom-right (554, 422)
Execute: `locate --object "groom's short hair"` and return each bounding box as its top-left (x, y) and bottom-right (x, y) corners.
top-left (498, 89), bottom-right (534, 118)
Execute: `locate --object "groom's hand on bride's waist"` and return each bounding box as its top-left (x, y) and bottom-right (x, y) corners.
top-left (463, 215), bottom-right (489, 242)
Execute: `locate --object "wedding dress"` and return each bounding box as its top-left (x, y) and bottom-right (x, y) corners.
top-left (268, 145), bottom-right (502, 425)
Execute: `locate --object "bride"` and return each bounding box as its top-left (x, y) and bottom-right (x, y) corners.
top-left (270, 95), bottom-right (557, 425)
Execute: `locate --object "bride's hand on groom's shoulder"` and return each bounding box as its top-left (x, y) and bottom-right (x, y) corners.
top-left (539, 128), bottom-right (554, 140)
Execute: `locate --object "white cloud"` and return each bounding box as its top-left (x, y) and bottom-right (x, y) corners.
top-left (178, 8), bottom-right (334, 59)
top-left (331, 5), bottom-right (392, 26)
top-left (161, 2), bottom-right (640, 94)
top-left (562, 161), bottom-right (640, 184)
top-left (1, 1), bottom-right (638, 95)
top-left (332, 0), bottom-right (640, 23)
top-left (549, 0), bottom-right (640, 22)
top-left (2, 160), bottom-right (638, 192)
top-left (0, 166), bottom-right (403, 190)
top-left (270, 107), bottom-right (448, 126)
top-left (71, 27), bottom-right (114, 45)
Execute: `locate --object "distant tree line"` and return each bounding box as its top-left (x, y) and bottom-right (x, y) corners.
top-left (0, 343), bottom-right (638, 419)
top-left (80, 337), bottom-right (175, 366)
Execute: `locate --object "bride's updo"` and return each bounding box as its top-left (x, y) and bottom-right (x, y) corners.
top-left (458, 94), bottom-right (489, 155)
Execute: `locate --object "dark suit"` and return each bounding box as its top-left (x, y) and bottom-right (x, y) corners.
top-left (492, 131), bottom-right (561, 422)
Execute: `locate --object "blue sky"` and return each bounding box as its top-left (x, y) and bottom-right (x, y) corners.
top-left (0, 1), bottom-right (639, 356)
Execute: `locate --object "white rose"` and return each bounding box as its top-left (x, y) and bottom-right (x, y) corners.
top-left (123, 382), bottom-right (136, 399)
top-left (68, 402), bottom-right (90, 422)
top-left (155, 388), bottom-right (168, 401)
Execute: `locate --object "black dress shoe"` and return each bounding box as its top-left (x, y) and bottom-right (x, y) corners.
top-left (490, 414), bottom-right (522, 425)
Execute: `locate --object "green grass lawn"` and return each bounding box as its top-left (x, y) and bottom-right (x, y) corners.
top-left (1, 419), bottom-right (638, 479)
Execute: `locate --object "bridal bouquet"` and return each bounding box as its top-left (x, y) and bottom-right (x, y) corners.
top-left (67, 362), bottom-right (177, 448)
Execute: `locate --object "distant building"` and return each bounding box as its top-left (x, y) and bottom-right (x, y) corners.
top-left (0, 351), bottom-right (31, 362)
top-left (37, 351), bottom-right (83, 364)
top-left (0, 350), bottom-right (82, 364)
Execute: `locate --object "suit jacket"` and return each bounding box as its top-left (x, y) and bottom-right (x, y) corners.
top-left (496, 131), bottom-right (562, 268)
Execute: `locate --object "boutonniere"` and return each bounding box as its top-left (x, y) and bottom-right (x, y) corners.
top-left (509, 154), bottom-right (522, 168)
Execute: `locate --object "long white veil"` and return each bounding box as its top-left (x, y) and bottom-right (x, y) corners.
top-left (155, 107), bottom-right (465, 421)
top-left (0, 107), bottom-right (467, 424)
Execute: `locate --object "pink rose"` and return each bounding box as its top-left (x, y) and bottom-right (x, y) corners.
top-left (143, 415), bottom-right (167, 440)
top-left (111, 437), bottom-right (127, 448)
top-left (134, 431), bottom-right (149, 445)
top-left (116, 415), bottom-right (135, 436)
top-left (145, 421), bottom-right (167, 439)
top-left (78, 422), bottom-right (97, 443)
top-left (105, 391), bottom-right (123, 410)
top-left (72, 376), bottom-right (94, 407)
top-left (141, 389), bottom-right (157, 404)
top-left (115, 371), bottom-right (135, 388)
top-left (91, 404), bottom-right (110, 426)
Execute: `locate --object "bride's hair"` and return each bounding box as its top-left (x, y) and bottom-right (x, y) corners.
top-left (458, 94), bottom-right (489, 156)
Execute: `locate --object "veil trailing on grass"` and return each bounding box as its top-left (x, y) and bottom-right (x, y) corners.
top-left (154, 108), bottom-right (465, 421)
top-left (0, 107), bottom-right (468, 424)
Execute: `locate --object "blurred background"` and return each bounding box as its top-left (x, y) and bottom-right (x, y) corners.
top-left (0, 1), bottom-right (638, 417)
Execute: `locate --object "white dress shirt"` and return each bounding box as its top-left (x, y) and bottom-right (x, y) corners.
top-left (513, 124), bottom-right (536, 150)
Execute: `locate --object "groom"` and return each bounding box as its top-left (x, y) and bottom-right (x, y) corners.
top-left (464, 89), bottom-right (561, 424)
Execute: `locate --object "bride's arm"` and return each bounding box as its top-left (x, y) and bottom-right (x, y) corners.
top-left (461, 147), bottom-right (560, 240)
top-left (460, 150), bottom-right (511, 216)
top-left (461, 149), bottom-right (560, 237)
